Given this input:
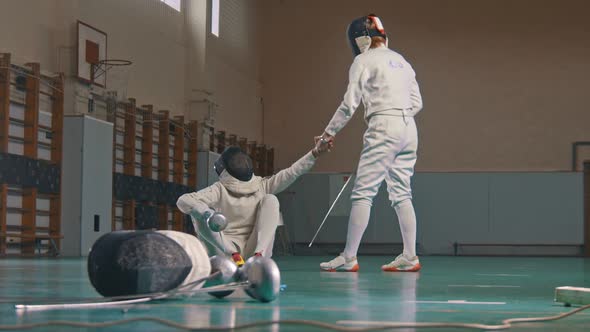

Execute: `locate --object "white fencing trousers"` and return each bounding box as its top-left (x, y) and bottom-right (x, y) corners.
top-left (196, 194), bottom-right (280, 258)
top-left (343, 114), bottom-right (418, 258)
top-left (243, 194), bottom-right (281, 257)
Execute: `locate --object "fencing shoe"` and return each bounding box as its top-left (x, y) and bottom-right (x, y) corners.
top-left (381, 253), bottom-right (421, 272)
top-left (320, 254), bottom-right (359, 272)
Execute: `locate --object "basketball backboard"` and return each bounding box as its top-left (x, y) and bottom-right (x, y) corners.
top-left (77, 21), bottom-right (107, 87)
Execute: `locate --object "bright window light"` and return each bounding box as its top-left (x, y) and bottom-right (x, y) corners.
top-left (161, 0), bottom-right (181, 12)
top-left (211, 0), bottom-right (219, 37)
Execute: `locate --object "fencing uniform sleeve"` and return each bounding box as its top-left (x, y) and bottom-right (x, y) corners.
top-left (409, 71), bottom-right (423, 116)
top-left (324, 59), bottom-right (366, 136)
top-left (261, 151), bottom-right (316, 195)
top-left (176, 184), bottom-right (221, 220)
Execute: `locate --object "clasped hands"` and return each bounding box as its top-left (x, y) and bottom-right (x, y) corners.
top-left (312, 132), bottom-right (335, 158)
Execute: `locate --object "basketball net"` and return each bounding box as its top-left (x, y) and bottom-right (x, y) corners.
top-left (91, 60), bottom-right (132, 102)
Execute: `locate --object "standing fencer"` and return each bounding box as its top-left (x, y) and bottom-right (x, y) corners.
top-left (177, 142), bottom-right (332, 266)
top-left (318, 14), bottom-right (423, 272)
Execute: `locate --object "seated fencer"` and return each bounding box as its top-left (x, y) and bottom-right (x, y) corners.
top-left (177, 142), bottom-right (332, 266)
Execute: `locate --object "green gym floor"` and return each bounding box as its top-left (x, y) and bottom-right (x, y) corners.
top-left (1, 256), bottom-right (589, 331)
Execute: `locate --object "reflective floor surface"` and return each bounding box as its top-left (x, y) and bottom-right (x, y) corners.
top-left (1, 256), bottom-right (589, 331)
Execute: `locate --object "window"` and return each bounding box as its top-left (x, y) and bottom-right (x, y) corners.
top-left (211, 0), bottom-right (219, 37)
top-left (161, 0), bottom-right (181, 12)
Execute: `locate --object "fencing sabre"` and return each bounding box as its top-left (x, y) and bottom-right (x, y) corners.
top-left (308, 173), bottom-right (354, 247)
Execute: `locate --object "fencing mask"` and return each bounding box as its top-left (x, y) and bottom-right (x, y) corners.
top-left (87, 231), bottom-right (209, 297)
top-left (347, 14), bottom-right (387, 56)
top-left (214, 146), bottom-right (254, 181)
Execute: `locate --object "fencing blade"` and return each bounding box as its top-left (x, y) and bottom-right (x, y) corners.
top-left (308, 174), bottom-right (354, 247)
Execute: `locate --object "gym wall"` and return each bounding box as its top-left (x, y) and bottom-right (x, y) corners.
top-left (0, 0), bottom-right (264, 142)
top-left (0, 0), bottom-right (59, 70)
top-left (261, 0), bottom-right (590, 172)
top-left (0, 0), bottom-right (185, 113)
top-left (76, 0), bottom-right (186, 113)
top-left (197, 0), bottom-right (264, 143)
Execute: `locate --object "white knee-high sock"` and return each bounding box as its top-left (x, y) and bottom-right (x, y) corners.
top-left (394, 199), bottom-right (417, 257)
top-left (342, 201), bottom-right (372, 259)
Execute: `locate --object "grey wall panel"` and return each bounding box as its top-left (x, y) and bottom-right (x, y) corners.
top-left (196, 151), bottom-right (220, 190)
top-left (61, 117), bottom-right (83, 257)
top-left (80, 117), bottom-right (113, 256)
top-left (280, 172), bottom-right (584, 255)
top-left (328, 173), bottom-right (354, 217)
top-left (413, 173), bottom-right (490, 255)
top-left (488, 173), bottom-right (583, 244)
top-left (366, 184), bottom-right (400, 244)
top-left (280, 174), bottom-right (335, 244)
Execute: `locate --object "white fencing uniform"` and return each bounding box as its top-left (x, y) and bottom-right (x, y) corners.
top-left (177, 152), bottom-right (316, 258)
top-left (324, 45), bottom-right (423, 259)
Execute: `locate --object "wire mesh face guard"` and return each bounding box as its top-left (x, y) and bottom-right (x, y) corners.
top-left (214, 146), bottom-right (254, 181)
top-left (347, 14), bottom-right (387, 56)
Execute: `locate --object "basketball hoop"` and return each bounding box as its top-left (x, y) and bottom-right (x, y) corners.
top-left (90, 59), bottom-right (133, 101)
top-left (91, 59), bottom-right (132, 80)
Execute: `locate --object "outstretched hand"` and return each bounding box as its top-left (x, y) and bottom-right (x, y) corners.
top-left (312, 133), bottom-right (335, 157)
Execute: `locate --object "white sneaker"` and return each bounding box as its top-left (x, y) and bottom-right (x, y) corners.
top-left (381, 253), bottom-right (421, 272)
top-left (320, 254), bottom-right (359, 272)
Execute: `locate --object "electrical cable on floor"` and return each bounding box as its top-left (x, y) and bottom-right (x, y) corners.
top-left (1, 303), bottom-right (589, 331)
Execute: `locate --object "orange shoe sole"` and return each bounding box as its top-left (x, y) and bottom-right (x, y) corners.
top-left (381, 263), bottom-right (421, 272)
top-left (323, 264), bottom-right (360, 272)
